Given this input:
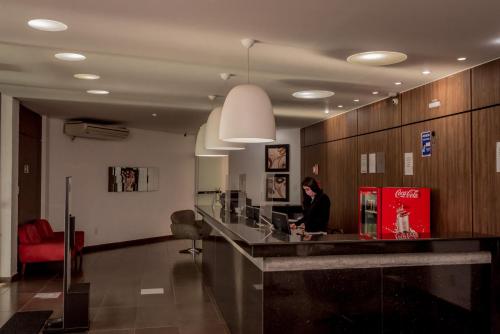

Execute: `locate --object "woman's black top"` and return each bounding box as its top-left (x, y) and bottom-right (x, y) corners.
top-left (298, 191), bottom-right (331, 232)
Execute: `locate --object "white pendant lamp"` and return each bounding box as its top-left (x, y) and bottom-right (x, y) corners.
top-left (219, 39), bottom-right (276, 143)
top-left (205, 107), bottom-right (245, 150)
top-left (195, 124), bottom-right (227, 157)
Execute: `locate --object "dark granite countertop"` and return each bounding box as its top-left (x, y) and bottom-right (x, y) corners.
top-left (196, 205), bottom-right (500, 257)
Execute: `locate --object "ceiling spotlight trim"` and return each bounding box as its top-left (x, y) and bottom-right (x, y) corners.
top-left (347, 51), bottom-right (408, 66)
top-left (28, 19), bottom-right (67, 32)
top-left (55, 53), bottom-right (86, 61)
top-left (86, 90), bottom-right (109, 95)
top-left (292, 90), bottom-right (335, 99)
top-left (74, 73), bottom-right (100, 80)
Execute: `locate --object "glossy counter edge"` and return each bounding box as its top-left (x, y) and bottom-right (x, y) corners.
top-left (198, 206), bottom-right (495, 272)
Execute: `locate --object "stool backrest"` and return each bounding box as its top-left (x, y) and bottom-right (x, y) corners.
top-left (171, 210), bottom-right (196, 225)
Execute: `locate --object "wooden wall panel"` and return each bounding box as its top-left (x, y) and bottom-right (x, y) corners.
top-left (304, 121), bottom-right (326, 146)
top-left (325, 110), bottom-right (357, 141)
top-left (358, 128), bottom-right (402, 187)
top-left (402, 113), bottom-right (472, 234)
top-left (300, 128), bottom-right (306, 147)
top-left (302, 143), bottom-right (327, 188)
top-left (401, 71), bottom-right (471, 124)
top-left (472, 58), bottom-right (500, 109)
top-left (472, 106), bottom-right (500, 234)
top-left (326, 138), bottom-right (358, 233)
top-left (358, 97), bottom-right (401, 134)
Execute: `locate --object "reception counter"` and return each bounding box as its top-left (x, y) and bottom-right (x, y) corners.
top-left (196, 205), bottom-right (500, 334)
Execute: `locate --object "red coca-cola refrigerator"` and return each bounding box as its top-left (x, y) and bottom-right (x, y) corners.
top-left (358, 187), bottom-right (430, 240)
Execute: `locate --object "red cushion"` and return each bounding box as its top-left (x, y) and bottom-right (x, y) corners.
top-left (18, 224), bottom-right (42, 244)
top-left (19, 242), bottom-right (65, 263)
top-left (34, 219), bottom-right (54, 239)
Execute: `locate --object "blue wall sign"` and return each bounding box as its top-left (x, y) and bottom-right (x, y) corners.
top-left (421, 131), bottom-right (432, 157)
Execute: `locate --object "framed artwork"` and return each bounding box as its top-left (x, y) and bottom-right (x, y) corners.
top-left (108, 167), bottom-right (159, 192)
top-left (265, 144), bottom-right (289, 172)
top-left (265, 174), bottom-right (289, 202)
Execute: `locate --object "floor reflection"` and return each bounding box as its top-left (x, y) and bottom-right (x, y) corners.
top-left (0, 240), bottom-right (229, 334)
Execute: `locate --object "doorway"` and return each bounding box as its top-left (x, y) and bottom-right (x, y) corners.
top-left (195, 156), bottom-right (228, 208)
top-left (18, 105), bottom-right (42, 225)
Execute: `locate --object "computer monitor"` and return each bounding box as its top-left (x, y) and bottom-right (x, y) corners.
top-left (245, 206), bottom-right (254, 219)
top-left (271, 211), bottom-right (291, 235)
top-left (244, 205), bottom-right (260, 221)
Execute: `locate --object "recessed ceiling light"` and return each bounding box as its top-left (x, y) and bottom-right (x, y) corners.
top-left (86, 90), bottom-right (109, 95)
top-left (394, 82), bottom-right (402, 85)
top-left (74, 73), bottom-right (100, 80)
top-left (55, 53), bottom-right (86, 61)
top-left (347, 51), bottom-right (407, 66)
top-left (353, 99), bottom-right (360, 102)
top-left (28, 19), bottom-right (67, 32)
top-left (422, 70), bottom-right (431, 75)
top-left (372, 91), bottom-right (379, 95)
top-left (293, 90), bottom-right (334, 99)
top-left (457, 57), bottom-right (467, 61)
top-left (337, 105), bottom-right (343, 108)
top-left (152, 113), bottom-right (157, 117)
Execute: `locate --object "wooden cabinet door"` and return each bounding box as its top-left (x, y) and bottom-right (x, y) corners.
top-left (302, 143), bottom-right (327, 188)
top-left (326, 138), bottom-right (358, 233)
top-left (402, 113), bottom-right (472, 234)
top-left (304, 122), bottom-right (326, 146)
top-left (358, 128), bottom-right (402, 188)
top-left (402, 71), bottom-right (471, 124)
top-left (358, 97), bottom-right (401, 134)
top-left (472, 106), bottom-right (500, 234)
top-left (325, 110), bottom-right (357, 141)
top-left (472, 58), bottom-right (500, 109)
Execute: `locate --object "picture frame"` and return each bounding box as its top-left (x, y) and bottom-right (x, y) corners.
top-left (265, 174), bottom-right (289, 202)
top-left (265, 144), bottom-right (289, 172)
top-left (108, 167), bottom-right (159, 192)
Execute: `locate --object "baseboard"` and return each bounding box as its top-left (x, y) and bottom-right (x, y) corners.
top-left (83, 235), bottom-right (176, 253)
top-left (0, 273), bottom-right (20, 283)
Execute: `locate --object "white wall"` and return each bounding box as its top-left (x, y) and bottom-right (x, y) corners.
top-left (0, 95), bottom-right (19, 278)
top-left (45, 118), bottom-right (195, 246)
top-left (228, 128), bottom-right (301, 205)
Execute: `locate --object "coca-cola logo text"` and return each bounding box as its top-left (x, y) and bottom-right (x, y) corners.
top-left (395, 189), bottom-right (419, 199)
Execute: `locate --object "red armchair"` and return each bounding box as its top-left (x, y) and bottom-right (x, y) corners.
top-left (18, 219), bottom-right (85, 275)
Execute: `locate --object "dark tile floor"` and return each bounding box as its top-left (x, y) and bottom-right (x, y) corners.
top-left (0, 240), bottom-right (229, 334)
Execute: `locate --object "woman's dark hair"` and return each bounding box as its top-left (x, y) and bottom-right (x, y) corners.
top-left (301, 176), bottom-right (322, 195)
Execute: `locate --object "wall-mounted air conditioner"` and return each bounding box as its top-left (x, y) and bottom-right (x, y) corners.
top-left (63, 121), bottom-right (129, 140)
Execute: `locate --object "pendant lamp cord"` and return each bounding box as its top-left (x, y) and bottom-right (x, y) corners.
top-left (247, 47), bottom-right (250, 84)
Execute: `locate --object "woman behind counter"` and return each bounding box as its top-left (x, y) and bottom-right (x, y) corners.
top-left (291, 177), bottom-right (331, 233)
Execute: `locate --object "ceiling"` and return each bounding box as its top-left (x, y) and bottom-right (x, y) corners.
top-left (0, 0), bottom-right (499, 134)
